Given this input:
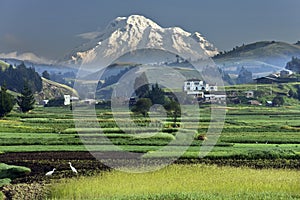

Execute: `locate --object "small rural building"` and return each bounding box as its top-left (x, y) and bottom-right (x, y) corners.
top-left (254, 76), bottom-right (278, 84)
top-left (280, 70), bottom-right (293, 78)
top-left (248, 100), bottom-right (262, 105)
top-left (64, 95), bottom-right (71, 105)
top-left (129, 97), bottom-right (137, 106)
top-left (41, 100), bottom-right (49, 106)
top-left (266, 101), bottom-right (273, 106)
top-left (245, 91), bottom-right (254, 98)
top-left (255, 72), bottom-right (297, 84)
top-left (71, 96), bottom-right (79, 102)
top-left (204, 94), bottom-right (226, 103)
top-left (84, 99), bottom-right (97, 105)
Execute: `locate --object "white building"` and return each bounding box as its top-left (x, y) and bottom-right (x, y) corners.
top-left (245, 91), bottom-right (254, 98)
top-left (204, 94), bottom-right (226, 103)
top-left (84, 99), bottom-right (97, 105)
top-left (183, 79), bottom-right (218, 95)
top-left (64, 95), bottom-right (71, 106)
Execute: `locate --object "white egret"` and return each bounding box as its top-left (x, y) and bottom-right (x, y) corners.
top-left (45, 168), bottom-right (56, 176)
top-left (68, 162), bottom-right (78, 174)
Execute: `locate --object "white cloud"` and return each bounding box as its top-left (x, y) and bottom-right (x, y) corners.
top-left (0, 51), bottom-right (53, 64)
top-left (77, 31), bottom-right (101, 40)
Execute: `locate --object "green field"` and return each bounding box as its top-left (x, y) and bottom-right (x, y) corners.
top-left (0, 105), bottom-right (300, 160)
top-left (48, 164), bottom-right (300, 200)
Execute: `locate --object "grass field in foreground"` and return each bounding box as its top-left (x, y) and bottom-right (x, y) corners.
top-left (48, 164), bottom-right (300, 200)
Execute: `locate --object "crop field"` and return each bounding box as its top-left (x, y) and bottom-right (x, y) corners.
top-left (0, 106), bottom-right (299, 159)
top-left (48, 164), bottom-right (300, 200)
top-left (0, 105), bottom-right (300, 199)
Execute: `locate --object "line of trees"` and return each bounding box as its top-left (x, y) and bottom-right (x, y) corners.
top-left (0, 62), bottom-right (42, 93)
top-left (0, 62), bottom-right (40, 117)
top-left (0, 82), bottom-right (36, 118)
top-left (131, 73), bottom-right (181, 127)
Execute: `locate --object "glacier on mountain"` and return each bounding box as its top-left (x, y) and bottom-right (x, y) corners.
top-left (65, 15), bottom-right (218, 68)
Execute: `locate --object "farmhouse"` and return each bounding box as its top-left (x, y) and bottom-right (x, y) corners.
top-left (183, 79), bottom-right (218, 95)
top-left (248, 100), bottom-right (262, 105)
top-left (254, 76), bottom-right (279, 84)
top-left (204, 94), bottom-right (226, 103)
top-left (254, 71), bottom-right (297, 84)
top-left (245, 91), bottom-right (254, 98)
top-left (280, 69), bottom-right (293, 78)
top-left (183, 79), bottom-right (225, 103)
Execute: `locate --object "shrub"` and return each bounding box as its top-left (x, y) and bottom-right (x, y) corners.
top-left (272, 96), bottom-right (284, 106)
top-left (0, 178), bottom-right (11, 187)
top-left (0, 163), bottom-right (31, 180)
top-left (196, 134), bottom-right (207, 141)
top-left (0, 84), bottom-right (15, 118)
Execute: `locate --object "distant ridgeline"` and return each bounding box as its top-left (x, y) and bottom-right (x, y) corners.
top-left (0, 62), bottom-right (42, 93)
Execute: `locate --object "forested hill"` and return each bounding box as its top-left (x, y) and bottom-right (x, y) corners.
top-left (0, 62), bottom-right (42, 93)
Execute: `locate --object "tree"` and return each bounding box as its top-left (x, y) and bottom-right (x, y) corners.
top-left (272, 95), bottom-right (284, 107)
top-left (132, 98), bottom-right (152, 117)
top-left (42, 70), bottom-right (50, 80)
top-left (286, 57), bottom-right (300, 73)
top-left (134, 72), bottom-right (150, 98)
top-left (17, 82), bottom-right (35, 113)
top-left (0, 84), bottom-right (15, 118)
top-left (164, 99), bottom-right (181, 127)
top-left (176, 55), bottom-right (180, 63)
top-left (288, 89), bottom-right (297, 99)
top-left (147, 83), bottom-right (165, 105)
top-left (236, 67), bottom-right (253, 84)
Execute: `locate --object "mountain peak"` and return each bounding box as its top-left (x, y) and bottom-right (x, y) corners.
top-left (65, 15), bottom-right (218, 66)
top-left (126, 15), bottom-right (162, 29)
top-left (107, 15), bottom-right (161, 31)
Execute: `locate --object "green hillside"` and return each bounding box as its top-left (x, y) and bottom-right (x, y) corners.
top-left (215, 41), bottom-right (300, 60)
top-left (224, 82), bottom-right (300, 105)
top-left (213, 41), bottom-right (300, 76)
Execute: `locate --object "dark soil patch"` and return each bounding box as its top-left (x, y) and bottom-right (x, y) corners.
top-left (0, 151), bottom-right (132, 199)
top-left (0, 151), bottom-right (142, 183)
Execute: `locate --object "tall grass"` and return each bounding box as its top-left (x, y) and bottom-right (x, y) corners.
top-left (48, 164), bottom-right (300, 200)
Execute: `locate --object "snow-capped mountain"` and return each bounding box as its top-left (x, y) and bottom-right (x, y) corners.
top-left (64, 15), bottom-right (218, 68)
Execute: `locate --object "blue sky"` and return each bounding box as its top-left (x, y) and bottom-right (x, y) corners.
top-left (0, 0), bottom-right (299, 60)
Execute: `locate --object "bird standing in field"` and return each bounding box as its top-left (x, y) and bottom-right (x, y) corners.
top-left (45, 168), bottom-right (56, 176)
top-left (68, 162), bottom-right (78, 174)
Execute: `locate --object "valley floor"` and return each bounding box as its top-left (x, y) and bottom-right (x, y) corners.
top-left (0, 105), bottom-right (299, 199)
